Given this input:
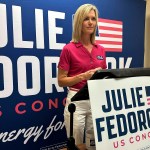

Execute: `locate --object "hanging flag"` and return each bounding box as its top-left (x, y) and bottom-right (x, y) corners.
top-left (96, 18), bottom-right (123, 52)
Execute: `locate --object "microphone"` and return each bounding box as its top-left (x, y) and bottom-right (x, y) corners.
top-left (67, 103), bottom-right (79, 150)
top-left (68, 103), bottom-right (76, 113)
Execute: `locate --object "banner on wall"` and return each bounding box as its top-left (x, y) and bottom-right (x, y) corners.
top-left (0, 0), bottom-right (146, 149)
top-left (88, 77), bottom-right (150, 150)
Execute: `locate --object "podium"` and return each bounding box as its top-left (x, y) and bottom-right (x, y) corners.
top-left (67, 67), bottom-right (150, 150)
top-left (71, 67), bottom-right (150, 101)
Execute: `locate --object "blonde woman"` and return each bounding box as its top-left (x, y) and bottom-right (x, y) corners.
top-left (58, 4), bottom-right (107, 145)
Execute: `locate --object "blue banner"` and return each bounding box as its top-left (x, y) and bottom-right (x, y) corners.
top-left (0, 0), bottom-right (146, 149)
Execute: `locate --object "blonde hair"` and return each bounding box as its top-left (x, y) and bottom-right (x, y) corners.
top-left (72, 4), bottom-right (99, 44)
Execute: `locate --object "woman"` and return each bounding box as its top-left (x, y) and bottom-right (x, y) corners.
top-left (58, 4), bottom-right (107, 145)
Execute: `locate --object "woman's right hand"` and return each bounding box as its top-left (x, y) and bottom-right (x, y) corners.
top-left (83, 67), bottom-right (102, 80)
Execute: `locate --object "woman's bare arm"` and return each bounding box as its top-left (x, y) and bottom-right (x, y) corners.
top-left (57, 67), bottom-right (102, 87)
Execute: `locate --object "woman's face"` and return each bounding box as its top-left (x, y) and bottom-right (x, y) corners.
top-left (81, 10), bottom-right (97, 36)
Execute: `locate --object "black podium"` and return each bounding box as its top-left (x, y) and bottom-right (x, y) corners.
top-left (71, 67), bottom-right (150, 101)
top-left (67, 67), bottom-right (150, 149)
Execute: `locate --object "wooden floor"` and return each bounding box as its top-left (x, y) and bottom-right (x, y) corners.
top-left (60, 144), bottom-right (87, 150)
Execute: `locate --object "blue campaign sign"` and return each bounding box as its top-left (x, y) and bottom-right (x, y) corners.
top-left (0, 0), bottom-right (146, 149)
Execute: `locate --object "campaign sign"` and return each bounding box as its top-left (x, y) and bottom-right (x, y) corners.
top-left (0, 0), bottom-right (146, 149)
top-left (88, 77), bottom-right (150, 150)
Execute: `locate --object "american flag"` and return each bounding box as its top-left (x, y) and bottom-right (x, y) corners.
top-left (95, 18), bottom-right (123, 52)
top-left (145, 86), bottom-right (150, 105)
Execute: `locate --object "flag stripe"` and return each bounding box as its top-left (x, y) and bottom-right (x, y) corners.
top-left (96, 40), bottom-right (122, 45)
top-left (103, 47), bottom-right (122, 52)
top-left (100, 44), bottom-right (122, 48)
top-left (99, 33), bottom-right (122, 38)
top-left (98, 26), bottom-right (122, 32)
top-left (99, 30), bottom-right (122, 35)
top-left (96, 36), bottom-right (122, 42)
top-left (98, 22), bottom-right (122, 28)
top-left (98, 18), bottom-right (122, 25)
